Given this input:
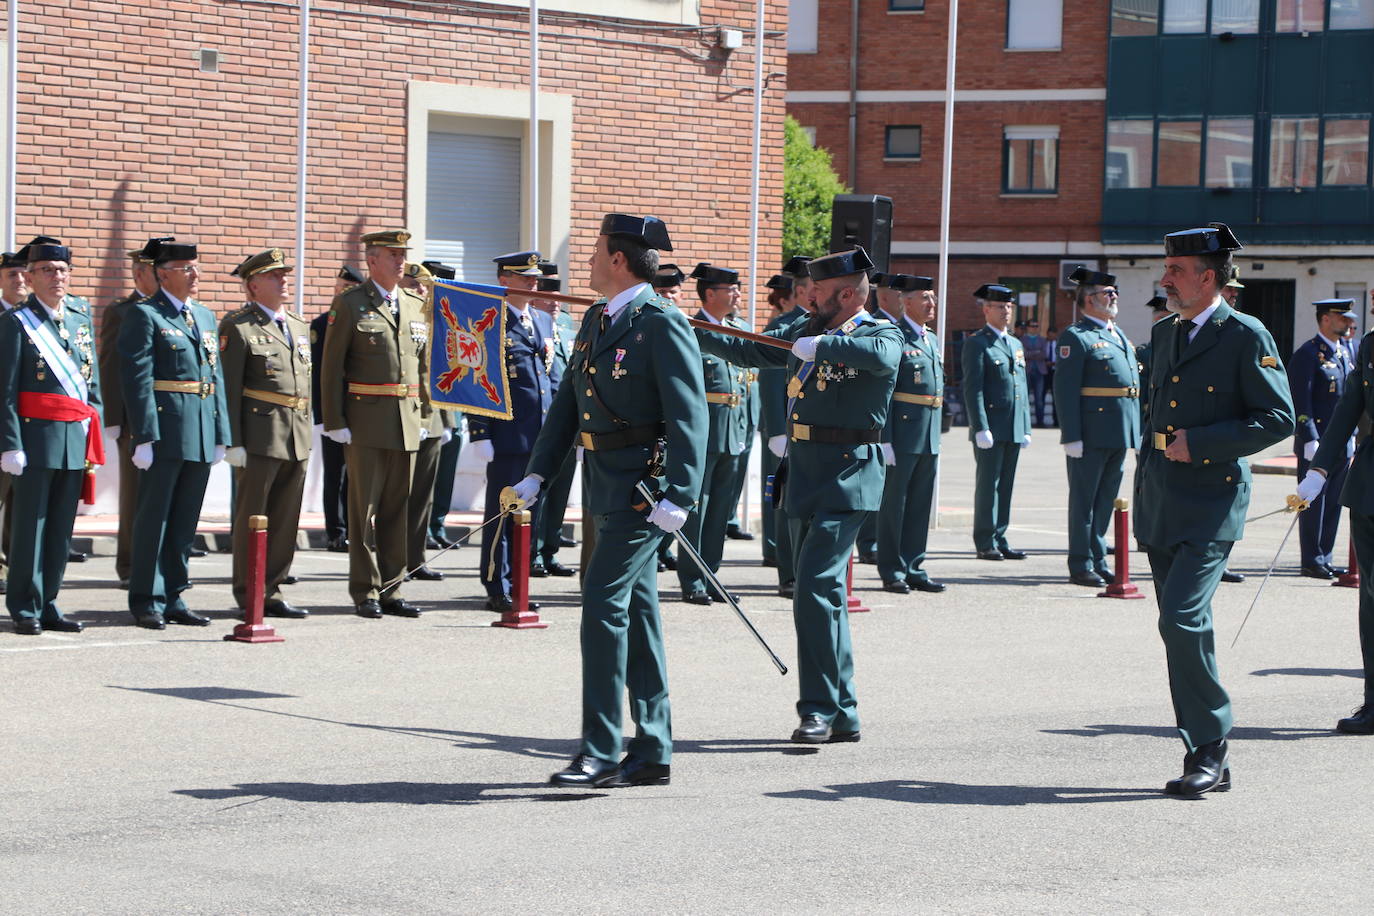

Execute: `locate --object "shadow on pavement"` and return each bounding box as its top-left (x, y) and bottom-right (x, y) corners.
top-left (766, 779), bottom-right (1159, 805)
top-left (174, 781), bottom-right (606, 806)
top-left (1042, 723), bottom-right (1334, 741)
top-left (1249, 667), bottom-right (1362, 679)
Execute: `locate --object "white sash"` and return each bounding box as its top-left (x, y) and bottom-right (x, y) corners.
top-left (15, 303), bottom-right (91, 432)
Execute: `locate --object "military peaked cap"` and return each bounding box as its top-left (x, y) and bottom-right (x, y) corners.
top-left (1314, 298), bottom-right (1358, 319)
top-left (652, 264), bottom-right (686, 288)
top-left (338, 264), bottom-right (365, 284)
top-left (232, 248), bottom-right (293, 279)
top-left (1069, 266), bottom-right (1116, 287)
top-left (494, 251), bottom-right (543, 276)
top-left (691, 263), bottom-right (740, 286)
top-left (808, 247), bottom-right (873, 281)
top-left (974, 284), bottom-right (1016, 303)
top-left (1164, 222), bottom-right (1243, 257)
top-left (360, 229), bottom-right (411, 249)
top-left (600, 214), bottom-right (673, 252)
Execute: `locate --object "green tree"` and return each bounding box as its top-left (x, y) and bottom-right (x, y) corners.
top-left (782, 115), bottom-right (849, 261)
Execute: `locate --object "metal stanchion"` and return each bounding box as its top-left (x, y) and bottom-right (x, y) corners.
top-left (846, 553), bottom-right (871, 614)
top-left (493, 509), bottom-right (548, 630)
top-left (225, 514), bottom-right (284, 643)
top-left (1335, 532), bottom-right (1360, 589)
top-left (1098, 498), bottom-right (1145, 600)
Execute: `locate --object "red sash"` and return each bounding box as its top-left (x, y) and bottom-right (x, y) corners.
top-left (16, 391), bottom-right (106, 503)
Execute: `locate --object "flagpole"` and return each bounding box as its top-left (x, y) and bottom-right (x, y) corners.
top-left (529, 0), bottom-right (539, 251)
top-left (294, 0), bottom-right (310, 316)
top-left (6, 0), bottom-right (17, 249)
top-left (743, 0), bottom-right (765, 536)
top-left (933, 0), bottom-right (958, 526)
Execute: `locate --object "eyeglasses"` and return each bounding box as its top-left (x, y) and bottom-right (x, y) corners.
top-left (160, 264), bottom-right (200, 275)
top-left (1093, 289), bottom-right (1119, 298)
top-left (31, 265), bottom-right (70, 277)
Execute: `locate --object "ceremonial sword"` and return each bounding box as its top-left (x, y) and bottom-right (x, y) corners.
top-left (378, 510), bottom-right (513, 596)
top-left (1230, 494), bottom-right (1309, 648)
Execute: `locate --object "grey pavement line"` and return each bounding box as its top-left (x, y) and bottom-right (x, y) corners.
top-left (0, 640), bottom-right (161, 653)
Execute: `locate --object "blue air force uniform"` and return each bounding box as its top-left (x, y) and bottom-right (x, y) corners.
top-left (533, 294), bottom-right (577, 571)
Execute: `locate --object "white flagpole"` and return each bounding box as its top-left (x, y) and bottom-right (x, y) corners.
top-left (6, 0), bottom-right (17, 249)
top-left (294, 0), bottom-right (310, 315)
top-left (933, 0), bottom-right (958, 525)
top-left (743, 0), bottom-right (765, 535)
top-left (529, 0), bottom-right (539, 250)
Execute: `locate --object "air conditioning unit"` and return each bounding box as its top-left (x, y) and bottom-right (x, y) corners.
top-left (1058, 259), bottom-right (1098, 290)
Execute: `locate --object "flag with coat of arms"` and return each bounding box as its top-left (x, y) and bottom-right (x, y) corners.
top-left (428, 279), bottom-right (512, 420)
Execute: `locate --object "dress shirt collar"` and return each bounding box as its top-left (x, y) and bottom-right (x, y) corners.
top-left (696, 308), bottom-right (725, 326)
top-left (255, 302), bottom-right (285, 324)
top-left (372, 281), bottom-right (397, 302)
top-left (1318, 332), bottom-right (1343, 353)
top-left (605, 282), bottom-right (649, 320)
top-left (161, 288), bottom-right (187, 312)
top-left (34, 296), bottom-right (63, 321)
top-left (903, 316), bottom-right (927, 337)
top-left (984, 323), bottom-right (1007, 339)
top-left (1186, 299), bottom-right (1221, 341)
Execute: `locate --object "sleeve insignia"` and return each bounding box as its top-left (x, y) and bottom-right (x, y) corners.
top-left (1260, 355), bottom-right (1278, 368)
top-left (1059, 345), bottom-right (1071, 358)
top-left (327, 309), bottom-right (337, 326)
top-left (219, 334), bottom-right (228, 352)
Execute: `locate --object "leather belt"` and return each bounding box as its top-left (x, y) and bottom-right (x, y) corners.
top-left (893, 392), bottom-right (943, 407)
top-left (1081, 386), bottom-right (1139, 398)
top-left (789, 423), bottom-right (882, 445)
top-left (705, 392), bottom-right (743, 407)
top-left (579, 423), bottom-right (665, 452)
top-left (153, 380), bottom-right (215, 399)
top-left (1152, 432), bottom-right (1175, 450)
top-left (347, 382), bottom-right (419, 398)
top-left (244, 388), bottom-right (308, 410)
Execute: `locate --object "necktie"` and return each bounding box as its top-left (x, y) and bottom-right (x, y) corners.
top-left (182, 305), bottom-right (198, 340)
top-left (599, 306), bottom-right (610, 336)
top-left (276, 316), bottom-right (288, 341)
top-left (384, 293), bottom-right (397, 320)
top-left (1174, 318), bottom-right (1190, 362)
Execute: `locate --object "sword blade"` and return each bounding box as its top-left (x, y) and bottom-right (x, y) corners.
top-left (1230, 510), bottom-right (1303, 648)
top-left (379, 511), bottom-right (511, 595)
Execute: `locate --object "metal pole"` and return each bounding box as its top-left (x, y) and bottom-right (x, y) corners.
top-left (743, 0), bottom-right (764, 534)
top-left (6, 0), bottom-right (17, 249)
top-left (294, 0), bottom-right (310, 315)
top-left (846, 0), bottom-right (858, 189)
top-left (529, 0), bottom-right (539, 250)
top-left (932, 0), bottom-right (958, 525)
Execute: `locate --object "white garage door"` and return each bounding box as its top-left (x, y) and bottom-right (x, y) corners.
top-left (425, 130), bottom-right (522, 282)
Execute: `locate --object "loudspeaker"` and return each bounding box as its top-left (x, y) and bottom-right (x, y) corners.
top-left (829, 194), bottom-right (893, 272)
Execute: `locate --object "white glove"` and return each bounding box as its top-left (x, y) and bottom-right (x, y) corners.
top-left (224, 446), bottom-right (247, 468)
top-left (441, 428), bottom-right (453, 445)
top-left (313, 424), bottom-right (323, 435)
top-left (1303, 440), bottom-right (1318, 461)
top-left (768, 434), bottom-right (788, 458)
top-left (511, 474), bottom-right (543, 508)
top-left (576, 446), bottom-right (585, 462)
top-left (325, 427), bottom-right (352, 444)
top-left (1021, 434), bottom-right (1032, 449)
top-left (881, 443), bottom-right (896, 466)
top-left (1, 450), bottom-right (27, 476)
top-left (791, 336), bottom-right (819, 362)
top-left (470, 439), bottom-right (495, 463)
top-left (419, 427), bottom-right (430, 441)
top-left (1296, 469), bottom-right (1326, 504)
top-left (974, 430), bottom-right (994, 450)
top-left (105, 425), bottom-right (121, 440)
top-left (1063, 441), bottom-right (1084, 459)
top-left (132, 442), bottom-right (154, 470)
top-left (647, 497), bottom-right (689, 533)
top-left (212, 444), bottom-right (227, 465)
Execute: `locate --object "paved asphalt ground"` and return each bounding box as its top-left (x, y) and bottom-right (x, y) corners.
top-left (2, 438), bottom-right (1368, 914)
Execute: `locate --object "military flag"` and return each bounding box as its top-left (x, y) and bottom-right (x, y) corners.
top-left (429, 279), bottom-right (512, 419)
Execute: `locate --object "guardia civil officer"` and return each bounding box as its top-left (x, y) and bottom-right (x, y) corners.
top-left (1054, 268), bottom-right (1141, 587)
top-left (962, 284), bottom-right (1031, 560)
top-left (219, 248), bottom-right (311, 619)
top-left (468, 251), bottom-right (555, 612)
top-left (1289, 299), bottom-right (1360, 579)
top-left (678, 262), bottom-right (754, 604)
top-left (873, 273), bottom-right (946, 594)
top-left (529, 260), bottom-right (578, 577)
top-left (119, 241), bottom-right (231, 629)
top-left (311, 264), bottom-right (364, 553)
top-left (0, 239), bottom-right (101, 634)
top-left (420, 260), bottom-right (465, 552)
top-left (320, 230), bottom-right (429, 619)
top-left (697, 248), bottom-right (902, 744)
top-left (512, 214), bottom-right (707, 788)
top-left (1297, 314), bottom-right (1374, 734)
top-left (1137, 223), bottom-right (1293, 795)
top-left (0, 249), bottom-right (31, 592)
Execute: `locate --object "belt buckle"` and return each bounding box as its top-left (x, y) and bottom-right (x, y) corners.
top-left (199, 381), bottom-right (211, 399)
top-left (579, 431), bottom-right (596, 451)
top-left (1153, 432), bottom-right (1167, 450)
top-left (792, 423), bottom-right (810, 442)
top-left (1128, 387), bottom-right (1139, 398)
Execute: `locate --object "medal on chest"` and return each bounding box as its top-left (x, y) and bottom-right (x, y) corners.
top-left (611, 348), bottom-right (628, 380)
top-left (203, 331), bottom-right (219, 368)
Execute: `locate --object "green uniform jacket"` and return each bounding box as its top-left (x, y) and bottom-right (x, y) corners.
top-left (526, 285), bottom-right (707, 515)
top-left (118, 290), bottom-right (230, 461)
top-left (698, 312), bottom-right (903, 517)
top-left (1313, 330), bottom-right (1374, 514)
top-left (98, 292), bottom-right (138, 430)
top-left (0, 296), bottom-right (103, 469)
top-left (1053, 317), bottom-right (1142, 448)
top-left (694, 311), bottom-right (754, 456)
top-left (758, 306), bottom-right (806, 438)
top-left (218, 304), bottom-right (313, 461)
top-left (881, 313), bottom-right (942, 456)
top-left (1136, 303), bottom-right (1294, 546)
top-left (319, 282), bottom-right (430, 452)
top-left (961, 326), bottom-right (1030, 443)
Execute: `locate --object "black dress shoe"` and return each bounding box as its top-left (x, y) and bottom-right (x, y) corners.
top-left (118, 578), bottom-right (129, 590)
top-left (682, 592), bottom-right (712, 606)
top-left (132, 611), bottom-right (166, 630)
top-left (529, 562), bottom-right (549, 578)
top-left (355, 599), bottom-right (383, 619)
top-left (263, 600), bottom-right (309, 619)
top-left (41, 615), bottom-right (84, 633)
top-left (549, 753), bottom-right (619, 787)
top-left (908, 577), bottom-right (946, 593)
top-left (660, 554), bottom-right (678, 571)
top-left (1301, 565), bottom-right (1335, 580)
top-left (1071, 571), bottom-right (1107, 588)
top-left (999, 547), bottom-right (1028, 560)
top-left (559, 535), bottom-right (577, 548)
top-left (425, 535), bottom-right (442, 550)
top-left (882, 580), bottom-right (910, 594)
top-left (381, 598), bottom-right (422, 618)
top-left (600, 755), bottom-right (671, 787)
top-left (165, 608), bottom-right (211, 626)
top-left (1336, 704), bottom-right (1374, 735)
top-left (827, 729), bottom-right (861, 743)
top-left (657, 560), bottom-right (667, 572)
top-left (188, 546), bottom-right (208, 558)
top-left (710, 592), bottom-right (742, 605)
top-left (778, 582), bottom-right (795, 599)
top-left (282, 575), bottom-right (299, 585)
top-left (486, 594), bottom-right (513, 612)
top-left (67, 550), bottom-right (88, 563)
top-left (857, 550), bottom-right (878, 565)
top-left (1220, 569), bottom-right (1245, 583)
top-left (1094, 567), bottom-right (1113, 584)
top-left (14, 618), bottom-right (41, 635)
top-left (1326, 565), bottom-right (1348, 577)
top-left (408, 566), bottom-right (444, 581)
top-left (762, 557), bottom-right (778, 568)
top-left (726, 525), bottom-right (755, 541)
top-left (545, 559), bottom-right (576, 577)
top-left (977, 550), bottom-right (1005, 561)
top-left (327, 537), bottom-right (349, 553)
top-left (791, 714), bottom-right (832, 744)
top-left (1163, 738), bottom-right (1230, 797)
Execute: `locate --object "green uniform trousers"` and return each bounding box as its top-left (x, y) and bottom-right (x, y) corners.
top-left (789, 511), bottom-right (864, 731)
top-left (1349, 511), bottom-right (1374, 703)
top-left (1065, 447), bottom-right (1126, 575)
top-left (761, 448), bottom-right (794, 585)
top-left (129, 456), bottom-right (212, 618)
top-left (535, 448), bottom-right (576, 563)
top-left (581, 509), bottom-right (672, 765)
top-left (857, 511), bottom-right (878, 555)
top-left (5, 467), bottom-right (82, 623)
top-left (406, 434), bottom-right (442, 570)
top-left (877, 452), bottom-right (937, 585)
top-left (114, 430), bottom-right (138, 582)
top-left (1144, 538), bottom-right (1234, 751)
top-left (0, 469), bottom-right (10, 578)
top-left (973, 441), bottom-right (1021, 552)
top-left (231, 455), bottom-right (306, 609)
top-left (678, 452), bottom-right (741, 598)
top-left (345, 443), bottom-right (414, 604)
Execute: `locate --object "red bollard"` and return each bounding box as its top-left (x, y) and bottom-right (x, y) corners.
top-left (846, 553), bottom-right (871, 614)
top-left (225, 514), bottom-right (284, 643)
top-left (1335, 535), bottom-right (1360, 589)
top-left (1098, 498), bottom-right (1145, 600)
top-left (493, 510), bottom-right (548, 630)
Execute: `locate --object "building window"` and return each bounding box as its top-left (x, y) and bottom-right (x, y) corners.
top-left (1106, 120), bottom-right (1155, 188)
top-left (1205, 118), bottom-right (1254, 187)
top-left (1162, 0), bottom-right (1206, 32)
top-left (799, 125), bottom-right (818, 146)
top-left (1157, 120), bottom-right (1203, 185)
top-left (1276, 0), bottom-right (1325, 31)
top-left (1331, 0), bottom-right (1374, 29)
top-left (1007, 0), bottom-right (1063, 49)
top-left (1003, 126), bottom-right (1059, 193)
top-left (787, 0), bottom-right (818, 53)
top-left (885, 125), bottom-right (922, 160)
top-left (1111, 0), bottom-right (1159, 34)
top-left (1000, 278), bottom-right (1055, 330)
top-left (889, 0), bottom-right (925, 10)
top-left (1269, 117), bottom-right (1320, 187)
top-left (1211, 0), bottom-right (1259, 32)
top-left (1323, 117), bottom-right (1371, 185)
